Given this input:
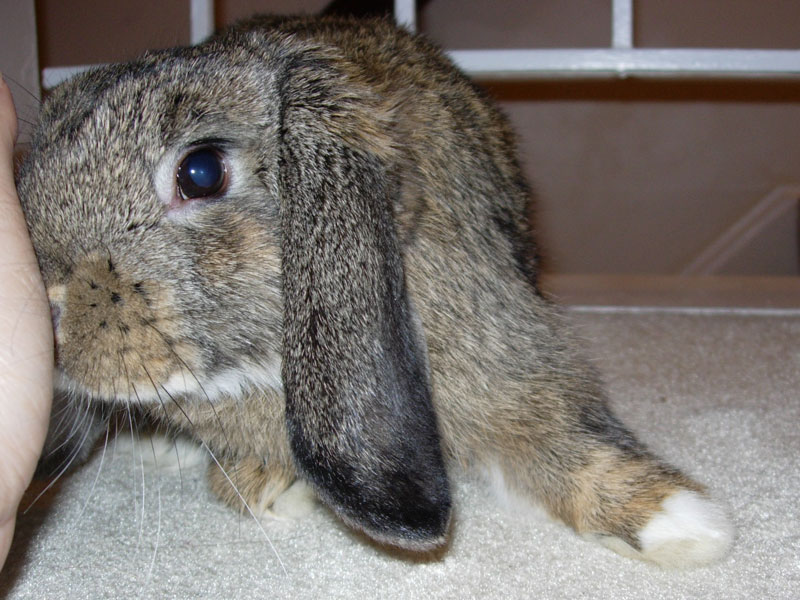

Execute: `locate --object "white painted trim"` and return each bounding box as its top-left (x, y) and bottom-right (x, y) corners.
top-left (681, 185), bottom-right (800, 276)
top-left (190, 0), bottom-right (215, 45)
top-left (448, 48), bottom-right (800, 79)
top-left (42, 64), bottom-right (99, 89)
top-left (612, 0), bottom-right (634, 49)
top-left (394, 0), bottom-right (417, 32)
top-left (568, 305), bottom-right (800, 317)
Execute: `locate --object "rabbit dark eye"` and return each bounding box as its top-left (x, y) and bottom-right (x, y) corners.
top-left (176, 147), bottom-right (227, 200)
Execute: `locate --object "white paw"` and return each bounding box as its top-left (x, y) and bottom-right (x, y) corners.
top-left (637, 490), bottom-right (733, 568)
top-left (116, 431), bottom-right (208, 473)
top-left (259, 479), bottom-right (318, 521)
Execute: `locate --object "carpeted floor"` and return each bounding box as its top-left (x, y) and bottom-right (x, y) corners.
top-left (1, 307), bottom-right (799, 599)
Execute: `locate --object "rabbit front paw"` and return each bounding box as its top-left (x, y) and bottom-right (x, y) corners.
top-left (207, 455), bottom-right (311, 519)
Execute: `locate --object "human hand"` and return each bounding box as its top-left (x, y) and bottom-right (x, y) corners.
top-left (0, 75), bottom-right (53, 571)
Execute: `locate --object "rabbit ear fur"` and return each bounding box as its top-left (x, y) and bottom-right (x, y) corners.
top-left (276, 51), bottom-right (451, 550)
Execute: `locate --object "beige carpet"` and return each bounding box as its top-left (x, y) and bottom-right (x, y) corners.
top-left (2, 307), bottom-right (798, 599)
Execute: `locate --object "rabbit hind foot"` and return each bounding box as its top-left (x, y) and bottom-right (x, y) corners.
top-left (490, 447), bottom-right (733, 568)
top-left (565, 450), bottom-right (734, 568)
top-left (588, 489), bottom-right (733, 568)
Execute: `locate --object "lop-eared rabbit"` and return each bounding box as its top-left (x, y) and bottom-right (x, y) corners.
top-left (18, 16), bottom-right (732, 567)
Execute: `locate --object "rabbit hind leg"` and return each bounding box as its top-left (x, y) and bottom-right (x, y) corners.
top-left (566, 445), bottom-right (732, 567)
top-left (497, 436), bottom-right (733, 568)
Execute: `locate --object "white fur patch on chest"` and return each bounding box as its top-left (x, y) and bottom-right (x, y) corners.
top-left (160, 357), bottom-right (284, 403)
top-left (55, 356), bottom-right (283, 405)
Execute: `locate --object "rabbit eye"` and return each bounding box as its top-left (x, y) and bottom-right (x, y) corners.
top-left (176, 147), bottom-right (227, 200)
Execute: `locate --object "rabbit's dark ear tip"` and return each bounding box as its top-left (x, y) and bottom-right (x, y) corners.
top-left (346, 471), bottom-right (453, 552)
top-left (361, 491), bottom-right (453, 552)
top-left (309, 460), bottom-right (453, 551)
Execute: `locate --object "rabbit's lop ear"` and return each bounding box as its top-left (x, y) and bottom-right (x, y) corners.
top-left (277, 57), bottom-right (451, 551)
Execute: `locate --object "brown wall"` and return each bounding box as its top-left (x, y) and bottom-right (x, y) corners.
top-left (421, 0), bottom-right (800, 275)
top-left (0, 1), bottom-right (40, 148)
top-left (35, 0), bottom-right (190, 66)
top-left (34, 0), bottom-right (331, 66)
top-left (25, 0), bottom-right (800, 275)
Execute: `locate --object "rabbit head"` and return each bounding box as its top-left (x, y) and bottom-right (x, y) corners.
top-left (18, 22), bottom-right (450, 550)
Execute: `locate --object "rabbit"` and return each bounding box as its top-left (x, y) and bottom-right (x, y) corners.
top-left (17, 15), bottom-right (732, 566)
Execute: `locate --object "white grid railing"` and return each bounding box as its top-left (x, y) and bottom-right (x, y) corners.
top-left (42, 0), bottom-right (800, 88)
top-left (190, 0), bottom-right (215, 45)
top-left (440, 0), bottom-right (800, 79)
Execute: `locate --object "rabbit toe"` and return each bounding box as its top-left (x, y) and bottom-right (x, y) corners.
top-left (267, 479), bottom-right (318, 520)
top-left (207, 455), bottom-right (296, 518)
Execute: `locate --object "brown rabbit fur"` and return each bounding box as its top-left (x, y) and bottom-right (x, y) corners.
top-left (18, 15), bottom-right (731, 565)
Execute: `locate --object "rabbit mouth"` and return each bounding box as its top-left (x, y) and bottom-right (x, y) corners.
top-left (46, 248), bottom-right (285, 406)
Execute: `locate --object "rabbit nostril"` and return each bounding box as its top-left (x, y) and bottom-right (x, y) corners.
top-left (49, 301), bottom-right (62, 362)
top-left (50, 302), bottom-right (62, 332)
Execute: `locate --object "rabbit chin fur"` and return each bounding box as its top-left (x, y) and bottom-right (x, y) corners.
top-left (20, 15), bottom-right (733, 564)
top-left (55, 358), bottom-right (283, 405)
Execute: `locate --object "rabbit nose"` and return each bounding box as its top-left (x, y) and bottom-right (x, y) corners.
top-left (46, 284), bottom-right (66, 342)
top-left (50, 301), bottom-right (62, 332)
top-left (49, 301), bottom-right (62, 363)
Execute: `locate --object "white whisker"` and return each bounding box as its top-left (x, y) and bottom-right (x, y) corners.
top-left (74, 424), bottom-right (111, 523)
top-left (160, 386), bottom-right (287, 577)
top-left (140, 434), bottom-right (163, 597)
top-left (23, 400), bottom-right (103, 514)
